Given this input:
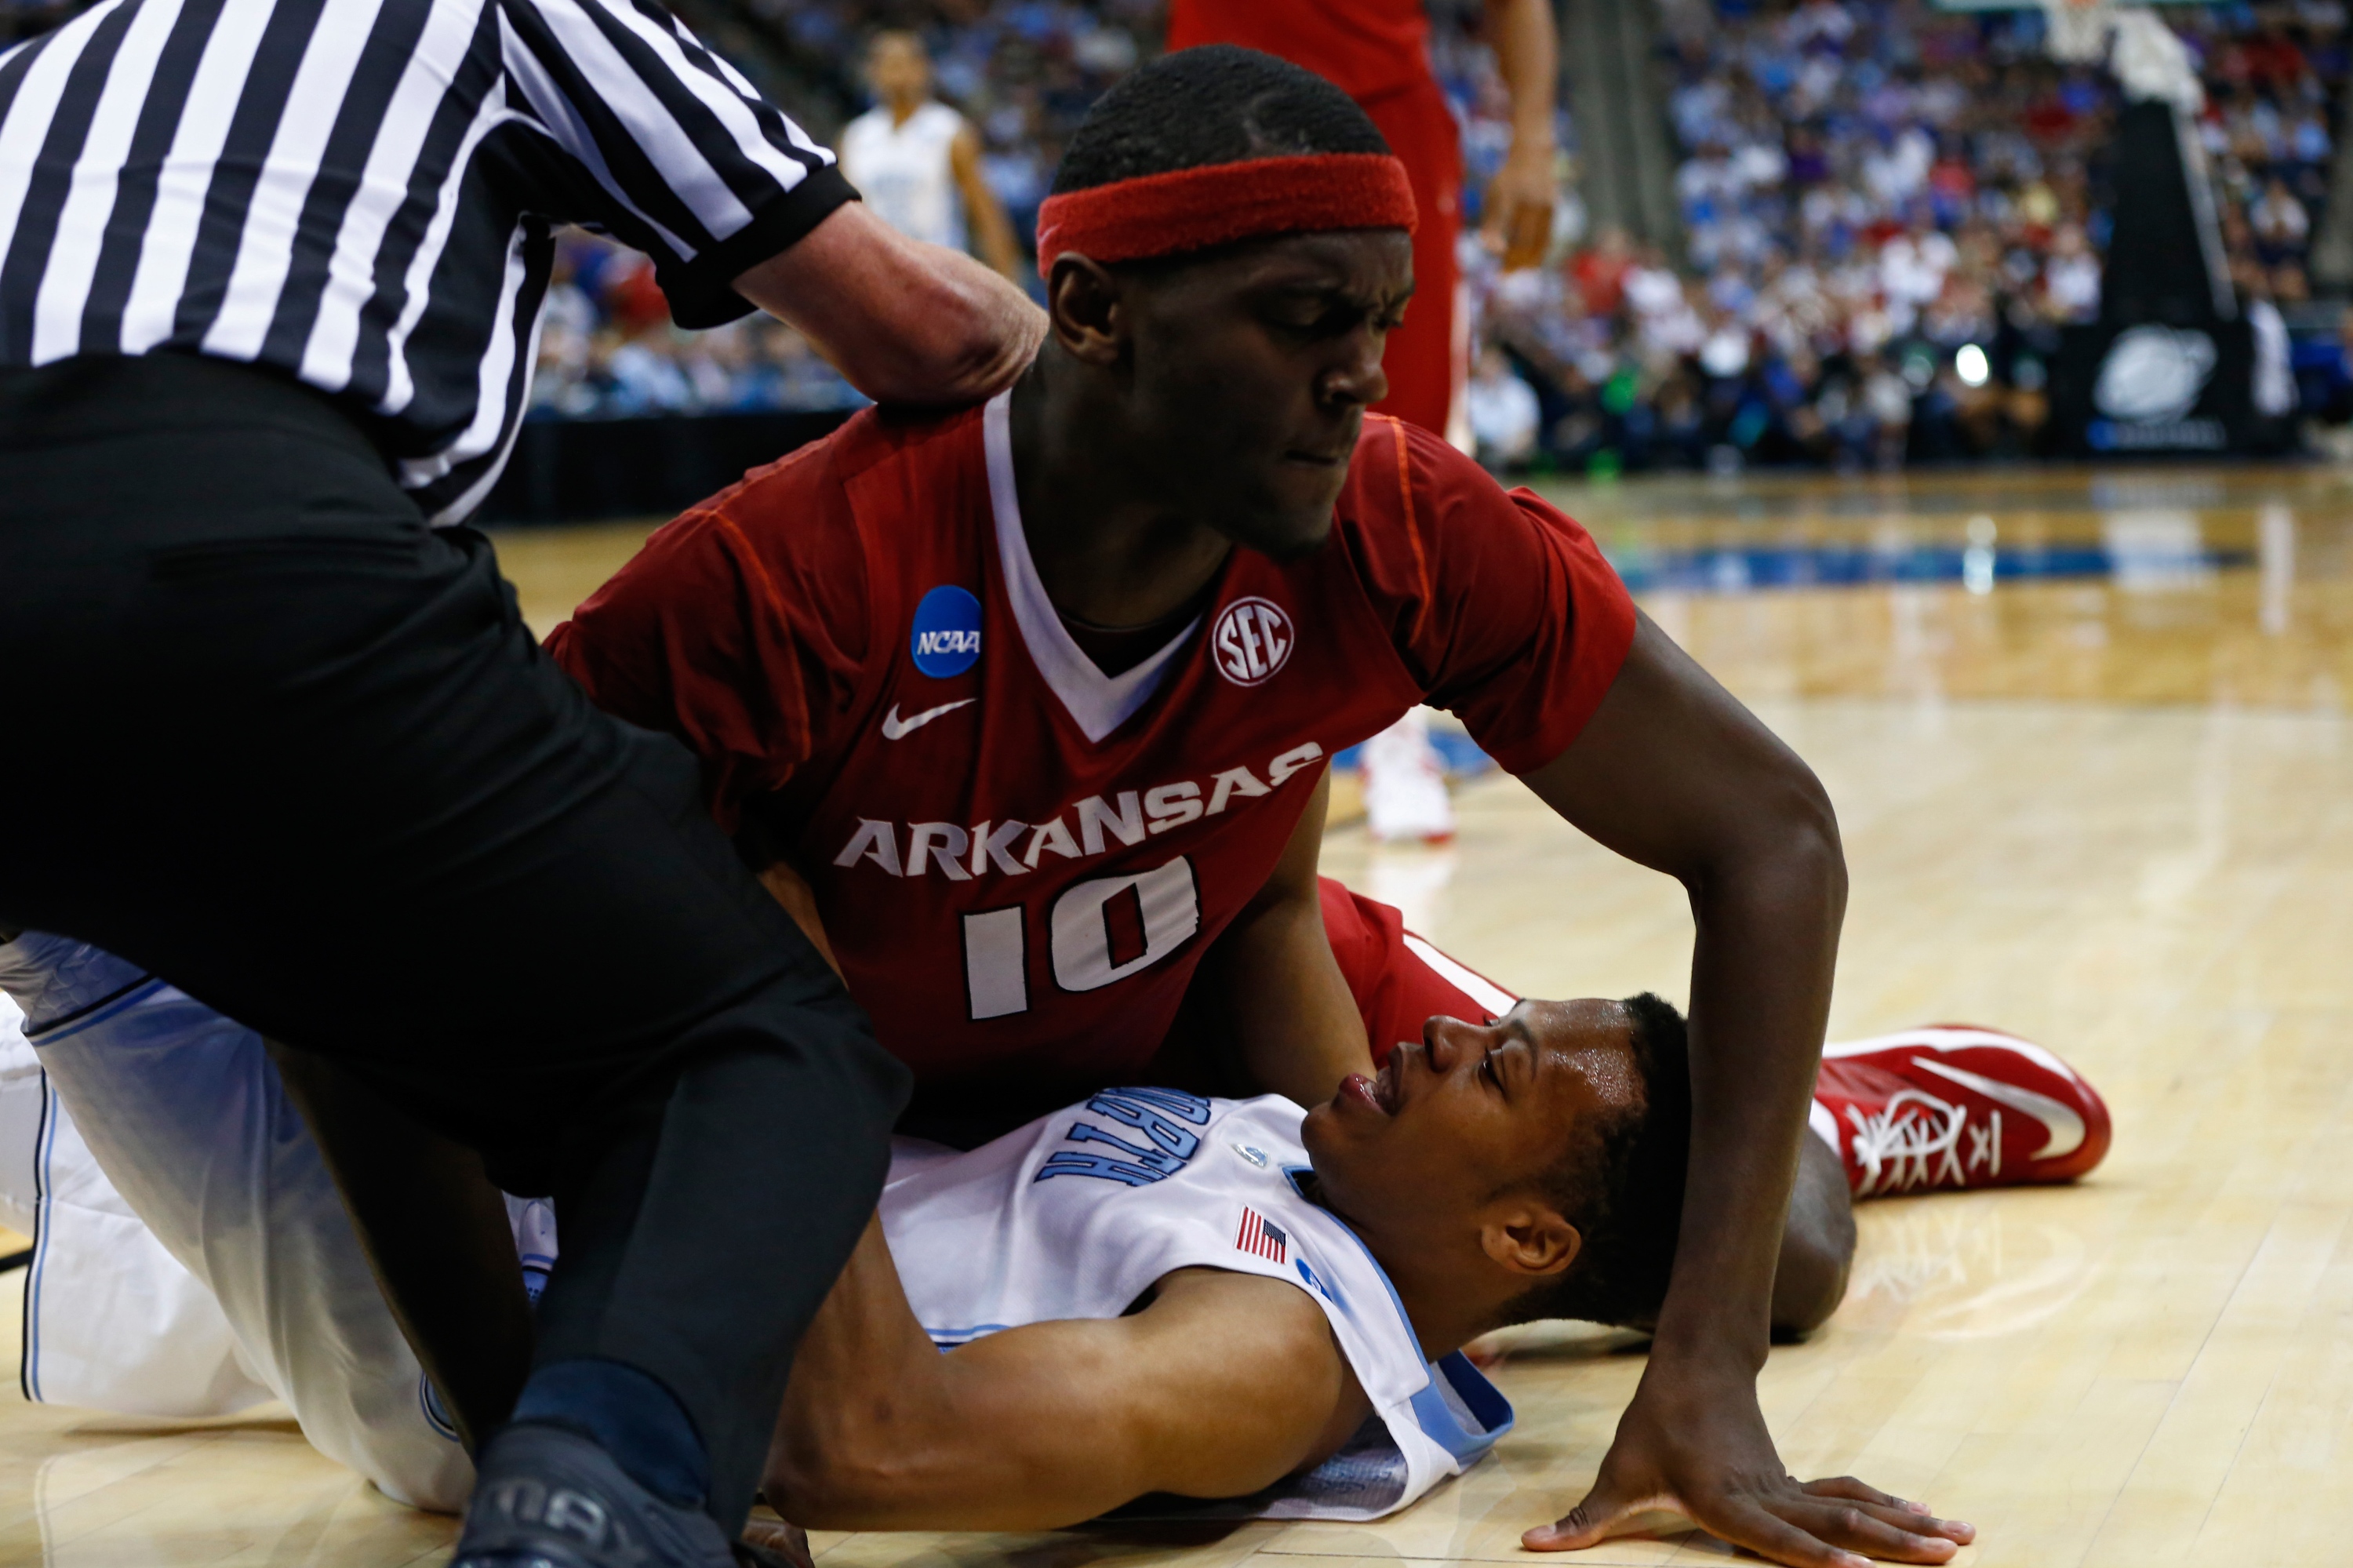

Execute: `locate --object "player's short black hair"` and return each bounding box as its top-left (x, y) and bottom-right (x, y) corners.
top-left (1502, 992), bottom-right (1693, 1331)
top-left (1049, 44), bottom-right (1390, 197)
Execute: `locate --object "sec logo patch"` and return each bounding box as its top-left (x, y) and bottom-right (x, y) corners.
top-left (1212, 596), bottom-right (1293, 686)
top-left (911, 585), bottom-right (982, 678)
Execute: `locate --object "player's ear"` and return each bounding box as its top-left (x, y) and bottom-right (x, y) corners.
top-left (1046, 254), bottom-right (1126, 365)
top-left (1481, 1199), bottom-right (1580, 1279)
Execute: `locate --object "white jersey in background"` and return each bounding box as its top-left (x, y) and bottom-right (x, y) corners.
top-left (882, 1091), bottom-right (1514, 1521)
top-left (837, 101), bottom-right (969, 252)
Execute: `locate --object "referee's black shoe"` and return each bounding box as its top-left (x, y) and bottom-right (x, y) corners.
top-left (453, 1423), bottom-right (738, 1568)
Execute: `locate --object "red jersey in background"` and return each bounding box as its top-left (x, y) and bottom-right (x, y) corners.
top-left (1167, 0), bottom-right (1431, 102)
top-left (547, 398), bottom-right (1632, 1097)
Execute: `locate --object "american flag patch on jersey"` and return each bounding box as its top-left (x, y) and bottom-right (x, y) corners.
top-left (1235, 1207), bottom-right (1289, 1263)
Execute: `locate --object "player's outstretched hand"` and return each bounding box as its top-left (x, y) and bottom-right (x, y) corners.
top-left (1521, 1363), bottom-right (1975, 1566)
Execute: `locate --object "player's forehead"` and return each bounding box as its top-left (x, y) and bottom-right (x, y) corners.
top-left (1504, 999), bottom-right (1642, 1103)
top-left (1154, 229), bottom-right (1414, 310)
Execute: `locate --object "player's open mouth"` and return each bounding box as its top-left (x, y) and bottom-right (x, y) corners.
top-left (1342, 1059), bottom-right (1401, 1116)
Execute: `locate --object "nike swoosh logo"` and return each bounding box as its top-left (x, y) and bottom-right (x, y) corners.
top-left (1907, 1057), bottom-right (2086, 1161)
top-left (880, 698), bottom-right (976, 740)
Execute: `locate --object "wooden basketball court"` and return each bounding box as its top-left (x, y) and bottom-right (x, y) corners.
top-left (4, 464), bottom-right (2348, 1568)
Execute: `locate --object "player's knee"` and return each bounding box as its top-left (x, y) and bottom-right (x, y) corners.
top-left (1771, 1230), bottom-right (1853, 1338)
top-left (1772, 1137), bottom-right (1857, 1338)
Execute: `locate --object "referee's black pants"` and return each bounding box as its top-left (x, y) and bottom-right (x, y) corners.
top-left (0, 354), bottom-right (909, 1527)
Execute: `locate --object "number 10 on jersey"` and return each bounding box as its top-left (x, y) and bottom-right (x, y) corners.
top-left (962, 857), bottom-right (1201, 1019)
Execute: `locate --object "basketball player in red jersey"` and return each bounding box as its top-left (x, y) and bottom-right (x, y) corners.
top-left (1167, 0), bottom-right (1558, 846)
top-left (1168, 0), bottom-right (1561, 437)
top-left (550, 49), bottom-right (1938, 1568)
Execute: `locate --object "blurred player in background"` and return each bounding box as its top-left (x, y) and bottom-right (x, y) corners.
top-left (839, 31), bottom-right (1030, 286)
top-left (1168, 0), bottom-right (1564, 844)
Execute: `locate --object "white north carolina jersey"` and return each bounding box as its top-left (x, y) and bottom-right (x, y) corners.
top-left (837, 101), bottom-right (969, 252)
top-left (880, 1091), bottom-right (1514, 1520)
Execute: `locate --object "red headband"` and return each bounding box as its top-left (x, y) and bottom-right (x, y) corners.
top-left (1034, 152), bottom-right (1418, 275)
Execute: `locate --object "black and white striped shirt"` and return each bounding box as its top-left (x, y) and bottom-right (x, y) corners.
top-left (0, 0), bottom-right (850, 521)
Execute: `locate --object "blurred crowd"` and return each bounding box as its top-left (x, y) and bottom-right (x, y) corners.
top-left (529, 0), bottom-right (1164, 420)
top-left (529, 237), bottom-right (877, 419)
top-left (1467, 0), bottom-right (2353, 473)
top-left (505, 0), bottom-right (2353, 470)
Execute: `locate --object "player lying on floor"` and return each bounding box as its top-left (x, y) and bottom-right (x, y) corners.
top-left (758, 964), bottom-right (2103, 1548)
top-left (0, 886), bottom-right (2106, 1537)
top-left (755, 997), bottom-right (1907, 1537)
top-left (0, 935), bottom-right (1969, 1556)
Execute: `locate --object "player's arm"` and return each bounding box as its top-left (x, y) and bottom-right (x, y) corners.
top-left (1184, 768), bottom-right (1375, 1107)
top-left (733, 201), bottom-right (1044, 405)
top-left (949, 124), bottom-right (1030, 286)
top-left (1483, 0), bottom-right (1559, 270)
top-left (766, 1221), bottom-right (1362, 1531)
top-left (1519, 617), bottom-right (1957, 1566)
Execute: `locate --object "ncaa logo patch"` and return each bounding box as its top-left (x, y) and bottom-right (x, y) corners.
top-left (911, 585), bottom-right (982, 678)
top-left (1213, 596), bottom-right (1293, 686)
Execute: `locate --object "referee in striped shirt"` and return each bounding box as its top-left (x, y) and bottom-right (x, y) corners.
top-left (0, 2), bottom-right (1040, 1563)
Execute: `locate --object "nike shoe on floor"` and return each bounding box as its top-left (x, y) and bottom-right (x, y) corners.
top-left (452, 1423), bottom-right (738, 1568)
top-left (1812, 1025), bottom-right (2112, 1198)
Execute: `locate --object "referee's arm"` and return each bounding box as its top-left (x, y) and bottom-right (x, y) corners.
top-left (736, 203), bottom-right (1046, 407)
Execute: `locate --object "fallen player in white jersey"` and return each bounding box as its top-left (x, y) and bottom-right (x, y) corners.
top-left (765, 1003), bottom-right (1675, 1530)
top-left (0, 926), bottom-right (2092, 1560)
top-left (0, 937), bottom-right (1966, 1555)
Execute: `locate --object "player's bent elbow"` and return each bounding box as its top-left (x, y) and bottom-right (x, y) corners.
top-left (1760, 755), bottom-right (1848, 910)
top-left (763, 1382), bottom-right (942, 1528)
top-left (761, 1428), bottom-right (922, 1530)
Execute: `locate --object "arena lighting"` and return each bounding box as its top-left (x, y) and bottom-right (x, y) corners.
top-left (1955, 344), bottom-right (1992, 387)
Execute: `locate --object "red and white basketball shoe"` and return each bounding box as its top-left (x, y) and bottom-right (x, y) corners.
top-left (1812, 1026), bottom-right (2112, 1198)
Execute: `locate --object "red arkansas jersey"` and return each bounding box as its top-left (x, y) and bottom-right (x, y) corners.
top-left (547, 394), bottom-right (1633, 1095)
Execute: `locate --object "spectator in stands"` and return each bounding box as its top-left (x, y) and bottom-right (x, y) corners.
top-left (2042, 224), bottom-right (2101, 323)
top-left (1572, 225), bottom-right (1635, 317)
top-left (2249, 175), bottom-right (2311, 263)
top-left (1467, 346), bottom-right (1544, 470)
top-left (838, 31), bottom-right (1027, 286)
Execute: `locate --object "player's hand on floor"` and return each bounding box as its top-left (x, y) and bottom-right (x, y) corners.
top-left (1521, 1364), bottom-right (1974, 1566)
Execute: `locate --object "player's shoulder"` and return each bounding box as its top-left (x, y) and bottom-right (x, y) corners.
top-left (1334, 413), bottom-right (1510, 528)
top-left (719, 402), bottom-right (985, 512)
top-left (1328, 413), bottom-right (1587, 576)
top-left (1322, 413), bottom-right (1593, 612)
top-left (680, 402), bottom-right (987, 566)
top-left (556, 405), bottom-right (984, 665)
